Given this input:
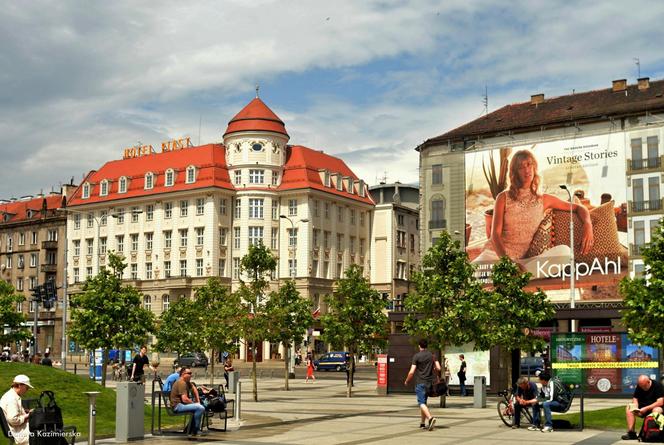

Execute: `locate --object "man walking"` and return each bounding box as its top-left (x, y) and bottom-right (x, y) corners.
top-left (404, 339), bottom-right (441, 431)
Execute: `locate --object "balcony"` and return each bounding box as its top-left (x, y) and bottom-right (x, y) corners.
top-left (41, 241), bottom-right (58, 250)
top-left (41, 264), bottom-right (57, 273)
top-left (429, 219), bottom-right (447, 230)
top-left (629, 199), bottom-right (664, 215)
top-left (627, 156), bottom-right (663, 174)
top-left (630, 243), bottom-right (647, 257)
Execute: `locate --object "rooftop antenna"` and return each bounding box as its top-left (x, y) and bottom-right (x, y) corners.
top-left (482, 85), bottom-right (488, 116)
top-left (634, 57), bottom-right (641, 78)
top-left (255, 84), bottom-right (260, 98)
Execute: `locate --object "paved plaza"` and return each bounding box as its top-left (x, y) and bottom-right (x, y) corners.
top-left (98, 375), bottom-right (634, 445)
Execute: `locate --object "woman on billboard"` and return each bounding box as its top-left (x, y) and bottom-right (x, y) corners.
top-left (473, 150), bottom-right (594, 275)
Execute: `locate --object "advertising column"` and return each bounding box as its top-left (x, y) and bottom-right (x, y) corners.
top-left (376, 354), bottom-right (388, 395)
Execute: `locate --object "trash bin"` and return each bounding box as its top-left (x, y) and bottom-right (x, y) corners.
top-left (473, 376), bottom-right (486, 408)
top-left (228, 370), bottom-right (241, 394)
top-left (116, 382), bottom-right (145, 441)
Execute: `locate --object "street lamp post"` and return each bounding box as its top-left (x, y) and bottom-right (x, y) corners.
top-left (279, 214), bottom-right (309, 379)
top-left (559, 185), bottom-right (576, 332)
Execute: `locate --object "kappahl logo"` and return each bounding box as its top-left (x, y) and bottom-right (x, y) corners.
top-left (536, 257), bottom-right (621, 280)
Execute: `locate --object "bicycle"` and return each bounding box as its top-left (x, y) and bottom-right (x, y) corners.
top-left (497, 388), bottom-right (533, 427)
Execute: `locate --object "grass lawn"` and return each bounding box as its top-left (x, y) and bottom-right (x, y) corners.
top-left (558, 405), bottom-right (642, 431)
top-left (0, 362), bottom-right (182, 443)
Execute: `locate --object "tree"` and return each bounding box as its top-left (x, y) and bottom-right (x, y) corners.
top-left (0, 280), bottom-right (31, 346)
top-left (479, 256), bottom-right (555, 388)
top-left (621, 218), bottom-right (664, 348)
top-left (239, 242), bottom-right (276, 402)
top-left (154, 297), bottom-right (199, 357)
top-left (69, 252), bottom-right (155, 386)
top-left (321, 264), bottom-right (388, 397)
top-left (265, 279), bottom-right (314, 390)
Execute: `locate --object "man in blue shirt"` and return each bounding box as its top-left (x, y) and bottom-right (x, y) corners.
top-left (163, 366), bottom-right (182, 393)
top-left (514, 376), bottom-right (541, 430)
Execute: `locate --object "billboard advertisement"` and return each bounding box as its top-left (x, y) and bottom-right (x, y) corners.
top-left (465, 134), bottom-right (629, 291)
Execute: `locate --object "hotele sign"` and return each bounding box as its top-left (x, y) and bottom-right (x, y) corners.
top-left (122, 137), bottom-right (193, 159)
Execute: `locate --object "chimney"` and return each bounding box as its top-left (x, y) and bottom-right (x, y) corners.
top-left (531, 94), bottom-right (545, 105)
top-left (612, 79), bottom-right (627, 92)
top-left (638, 77), bottom-right (650, 90)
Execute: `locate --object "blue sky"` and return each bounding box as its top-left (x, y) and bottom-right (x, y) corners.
top-left (1, 0), bottom-right (664, 197)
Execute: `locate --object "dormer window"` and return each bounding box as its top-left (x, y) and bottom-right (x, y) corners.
top-left (119, 176), bottom-right (128, 194)
top-left (346, 177), bottom-right (354, 194)
top-left (252, 143), bottom-right (263, 152)
top-left (186, 166), bottom-right (196, 184)
top-left (82, 183), bottom-right (90, 199)
top-left (145, 172), bottom-right (154, 190)
top-left (165, 169), bottom-right (175, 187)
top-left (324, 171), bottom-right (331, 187)
top-left (100, 180), bottom-right (109, 196)
top-left (358, 180), bottom-right (365, 197)
top-left (27, 210), bottom-right (34, 218)
top-left (336, 175), bottom-right (343, 191)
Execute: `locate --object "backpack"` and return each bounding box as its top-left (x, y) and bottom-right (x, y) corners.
top-left (639, 415), bottom-right (664, 442)
top-left (206, 395), bottom-right (227, 413)
top-left (551, 377), bottom-right (572, 406)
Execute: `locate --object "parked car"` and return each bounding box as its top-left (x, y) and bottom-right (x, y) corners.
top-left (314, 351), bottom-right (350, 371)
top-left (520, 356), bottom-right (544, 375)
top-left (174, 352), bottom-right (209, 368)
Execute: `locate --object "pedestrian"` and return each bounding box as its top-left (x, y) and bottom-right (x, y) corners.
top-left (163, 365), bottom-right (183, 393)
top-left (223, 356), bottom-right (234, 390)
top-left (458, 354), bottom-right (467, 396)
top-left (305, 354), bottom-right (316, 383)
top-left (41, 352), bottom-right (53, 367)
top-left (404, 339), bottom-right (441, 431)
top-left (130, 345), bottom-right (156, 383)
top-left (170, 367), bottom-right (206, 437)
top-left (0, 375), bottom-right (33, 445)
top-left (444, 357), bottom-right (451, 396)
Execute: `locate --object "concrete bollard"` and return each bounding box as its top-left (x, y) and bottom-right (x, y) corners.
top-left (473, 376), bottom-right (486, 408)
top-left (234, 381), bottom-right (241, 420)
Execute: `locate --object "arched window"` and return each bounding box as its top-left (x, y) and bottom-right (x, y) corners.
top-left (119, 176), bottom-right (128, 194)
top-left (186, 166), bottom-right (196, 184)
top-left (82, 183), bottom-right (90, 199)
top-left (165, 169), bottom-right (175, 187)
top-left (100, 180), bottom-right (109, 196)
top-left (145, 172), bottom-right (154, 190)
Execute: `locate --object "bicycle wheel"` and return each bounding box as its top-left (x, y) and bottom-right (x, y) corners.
top-left (497, 400), bottom-right (514, 427)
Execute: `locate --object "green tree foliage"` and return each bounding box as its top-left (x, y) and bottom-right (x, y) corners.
top-left (321, 264), bottom-right (388, 397)
top-left (154, 297), bottom-right (199, 357)
top-left (265, 279), bottom-right (313, 390)
top-left (239, 242), bottom-right (276, 402)
top-left (621, 219), bottom-right (664, 348)
top-left (0, 280), bottom-right (31, 346)
top-left (69, 253), bottom-right (155, 386)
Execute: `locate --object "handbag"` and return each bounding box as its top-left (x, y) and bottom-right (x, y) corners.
top-left (428, 381), bottom-right (448, 397)
top-left (29, 391), bottom-right (64, 432)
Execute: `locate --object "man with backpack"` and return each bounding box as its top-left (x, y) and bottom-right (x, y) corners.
top-left (538, 372), bottom-right (571, 432)
top-left (622, 374), bottom-right (664, 441)
top-left (404, 339), bottom-right (441, 431)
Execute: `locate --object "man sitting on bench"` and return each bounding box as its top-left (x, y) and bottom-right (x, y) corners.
top-left (538, 372), bottom-right (570, 433)
top-left (622, 375), bottom-right (664, 441)
top-left (170, 367), bottom-right (206, 437)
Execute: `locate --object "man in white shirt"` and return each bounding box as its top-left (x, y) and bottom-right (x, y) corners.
top-left (0, 374), bottom-right (33, 445)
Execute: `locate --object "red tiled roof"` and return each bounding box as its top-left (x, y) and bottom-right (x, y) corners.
top-left (421, 78), bottom-right (664, 148)
top-left (279, 146), bottom-right (374, 205)
top-left (224, 98), bottom-right (288, 138)
top-left (67, 144), bottom-right (233, 207)
top-left (0, 195), bottom-right (65, 224)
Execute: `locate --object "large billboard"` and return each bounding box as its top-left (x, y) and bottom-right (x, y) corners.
top-left (465, 134), bottom-right (629, 292)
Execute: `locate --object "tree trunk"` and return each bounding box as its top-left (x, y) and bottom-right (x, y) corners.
top-left (284, 342), bottom-right (290, 391)
top-left (346, 352), bottom-right (354, 398)
top-left (499, 345), bottom-right (513, 390)
top-left (210, 348), bottom-right (215, 385)
top-left (252, 343), bottom-right (258, 402)
top-left (101, 349), bottom-right (108, 387)
top-left (439, 350), bottom-right (446, 408)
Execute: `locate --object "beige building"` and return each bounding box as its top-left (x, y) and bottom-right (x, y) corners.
top-left (0, 190), bottom-right (71, 357)
top-left (369, 183), bottom-right (420, 312)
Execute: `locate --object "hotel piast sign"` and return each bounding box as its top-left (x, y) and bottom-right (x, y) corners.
top-left (123, 137), bottom-right (192, 159)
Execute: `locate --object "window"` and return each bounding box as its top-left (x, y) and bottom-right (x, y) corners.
top-left (219, 228), bottom-right (227, 246)
top-left (248, 227), bottom-right (263, 246)
top-left (196, 227), bottom-right (205, 245)
top-left (146, 263), bottom-right (153, 279)
top-left (82, 183), bottom-right (90, 199)
top-left (289, 259), bottom-right (297, 277)
top-left (180, 200), bottom-right (188, 217)
top-left (164, 261), bottom-right (171, 278)
top-left (337, 262), bottom-right (343, 278)
top-left (73, 214), bottom-right (81, 229)
top-left (116, 235), bottom-right (124, 252)
top-left (186, 166), bottom-right (196, 183)
top-left (146, 232), bottom-right (153, 250)
top-left (252, 142), bottom-right (263, 151)
top-left (16, 278), bottom-right (23, 291)
top-left (46, 250), bottom-right (56, 265)
top-left (143, 295), bottom-right (151, 310)
top-left (432, 164), bottom-right (443, 185)
top-left (633, 178), bottom-right (644, 203)
top-left (234, 170), bottom-right (242, 185)
top-left (314, 200), bottom-right (320, 217)
top-left (164, 230), bottom-right (172, 248)
top-left (338, 206), bottom-right (344, 223)
top-left (162, 295), bottom-right (170, 312)
top-left (219, 199), bottom-right (227, 215)
top-left (431, 199), bottom-right (445, 227)
top-left (397, 230), bottom-right (406, 248)
top-left (5, 255), bottom-right (11, 269)
top-left (323, 261), bottom-right (329, 278)
top-left (47, 230), bottom-right (57, 242)
top-left (87, 213), bottom-right (94, 228)
top-left (336, 176), bottom-right (343, 191)
top-left (272, 171), bottom-right (278, 186)
top-left (350, 236), bottom-right (356, 253)
top-left (100, 180), bottom-right (108, 196)
top-left (288, 199), bottom-right (297, 216)
top-left (324, 231), bottom-right (330, 249)
top-left (272, 201), bottom-right (278, 220)
top-left (233, 258), bottom-right (240, 279)
top-left (396, 262), bottom-right (406, 279)
top-left (131, 264), bottom-right (137, 279)
top-left (131, 207), bottom-right (140, 223)
top-left (31, 232), bottom-right (37, 244)
top-left (165, 169), bottom-right (175, 186)
top-left (86, 239), bottom-right (94, 256)
top-left (100, 237), bottom-right (107, 254)
top-left (249, 169), bottom-right (264, 184)
top-left (131, 234), bottom-right (139, 251)
top-left (234, 199), bottom-right (241, 219)
top-left (410, 234), bottom-right (415, 252)
top-left (196, 198), bottom-right (205, 215)
top-left (234, 228), bottom-right (241, 249)
top-left (218, 259), bottom-right (226, 276)
top-left (271, 227), bottom-right (278, 249)
top-left (119, 177), bottom-right (127, 193)
top-left (17, 255), bottom-right (24, 269)
top-left (649, 176), bottom-right (660, 204)
top-left (100, 210), bottom-right (108, 226)
top-left (648, 136), bottom-right (659, 164)
top-left (18, 233), bottom-right (25, 246)
top-left (145, 172), bottom-right (154, 189)
top-left (30, 253), bottom-right (37, 268)
top-left (397, 214), bottom-right (405, 226)
top-left (180, 260), bottom-right (187, 277)
top-left (312, 260), bottom-right (318, 277)
top-left (115, 208), bottom-right (125, 224)
top-left (635, 221), bottom-right (646, 247)
top-left (350, 209), bottom-right (356, 225)
top-left (73, 268), bottom-right (79, 283)
top-left (146, 205), bottom-right (154, 221)
top-left (324, 171), bottom-right (331, 187)
top-left (164, 202), bottom-right (173, 219)
top-left (288, 228), bottom-right (298, 247)
top-left (313, 229), bottom-right (320, 247)
top-left (196, 259), bottom-right (204, 277)
top-left (249, 198), bottom-right (264, 219)
top-left (179, 229), bottom-right (188, 248)
top-left (324, 202), bottom-right (330, 219)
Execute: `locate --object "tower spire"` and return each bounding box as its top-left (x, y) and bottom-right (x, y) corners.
top-left (255, 84), bottom-right (260, 98)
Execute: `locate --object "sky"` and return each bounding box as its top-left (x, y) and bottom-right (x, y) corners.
top-left (2, 0), bottom-right (664, 198)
